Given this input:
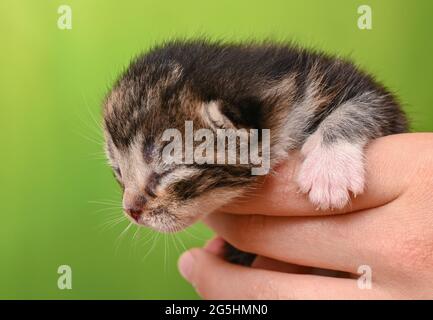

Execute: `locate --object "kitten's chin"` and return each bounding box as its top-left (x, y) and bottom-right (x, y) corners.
top-left (131, 213), bottom-right (200, 234)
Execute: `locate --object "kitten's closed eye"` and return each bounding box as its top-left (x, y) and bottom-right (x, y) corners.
top-left (145, 171), bottom-right (161, 198)
top-left (145, 167), bottom-right (186, 197)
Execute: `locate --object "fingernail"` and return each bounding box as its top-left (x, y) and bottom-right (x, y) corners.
top-left (178, 251), bottom-right (194, 281)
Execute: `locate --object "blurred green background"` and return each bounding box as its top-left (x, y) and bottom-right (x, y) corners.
top-left (0, 0), bottom-right (432, 299)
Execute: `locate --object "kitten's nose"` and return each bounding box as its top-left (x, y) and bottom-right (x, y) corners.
top-left (125, 207), bottom-right (143, 221)
top-left (123, 189), bottom-right (147, 221)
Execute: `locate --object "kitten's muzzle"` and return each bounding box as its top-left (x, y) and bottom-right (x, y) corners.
top-left (122, 188), bottom-right (148, 222)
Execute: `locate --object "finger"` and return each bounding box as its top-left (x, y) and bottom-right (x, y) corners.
top-left (205, 209), bottom-right (385, 273)
top-left (221, 133), bottom-right (431, 216)
top-left (204, 236), bottom-right (226, 256)
top-left (252, 256), bottom-right (312, 274)
top-left (253, 256), bottom-right (352, 278)
top-left (178, 248), bottom-right (384, 299)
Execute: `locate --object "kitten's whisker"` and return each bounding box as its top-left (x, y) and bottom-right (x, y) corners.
top-left (163, 235), bottom-right (168, 275)
top-left (97, 216), bottom-right (126, 233)
top-left (141, 232), bottom-right (160, 262)
top-left (132, 226), bottom-right (147, 255)
top-left (83, 93), bottom-right (104, 134)
top-left (89, 198), bottom-right (121, 203)
top-left (114, 222), bottom-right (133, 254)
top-left (170, 233), bottom-right (182, 257)
top-left (91, 207), bottom-right (122, 215)
top-left (74, 129), bottom-right (103, 146)
top-left (174, 232), bottom-right (190, 256)
top-left (79, 91), bottom-right (105, 139)
top-left (88, 200), bottom-right (122, 207)
top-left (181, 228), bottom-right (207, 241)
top-left (139, 230), bottom-right (157, 248)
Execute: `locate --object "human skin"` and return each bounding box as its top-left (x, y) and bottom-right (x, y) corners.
top-left (177, 133), bottom-right (433, 299)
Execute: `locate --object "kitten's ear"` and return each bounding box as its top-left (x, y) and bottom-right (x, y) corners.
top-left (202, 98), bottom-right (263, 130)
top-left (201, 100), bottom-right (237, 130)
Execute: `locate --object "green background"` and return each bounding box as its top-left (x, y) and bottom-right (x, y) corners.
top-left (0, 0), bottom-right (432, 299)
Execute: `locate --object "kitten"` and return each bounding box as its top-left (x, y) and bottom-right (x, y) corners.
top-left (103, 39), bottom-right (408, 262)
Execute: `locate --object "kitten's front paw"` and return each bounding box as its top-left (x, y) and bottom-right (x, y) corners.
top-left (296, 136), bottom-right (365, 210)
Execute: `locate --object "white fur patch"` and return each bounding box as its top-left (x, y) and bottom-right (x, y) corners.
top-left (296, 132), bottom-right (365, 210)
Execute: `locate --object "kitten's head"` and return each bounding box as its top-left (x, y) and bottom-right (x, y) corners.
top-left (102, 55), bottom-right (260, 233)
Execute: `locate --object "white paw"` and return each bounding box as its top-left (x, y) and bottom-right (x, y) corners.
top-left (296, 135), bottom-right (365, 210)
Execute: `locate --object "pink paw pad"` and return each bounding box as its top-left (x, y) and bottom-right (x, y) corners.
top-left (296, 137), bottom-right (365, 210)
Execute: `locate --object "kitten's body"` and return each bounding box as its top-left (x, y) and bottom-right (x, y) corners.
top-left (103, 40), bottom-right (407, 261)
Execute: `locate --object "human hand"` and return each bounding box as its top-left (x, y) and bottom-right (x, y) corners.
top-left (178, 133), bottom-right (433, 299)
